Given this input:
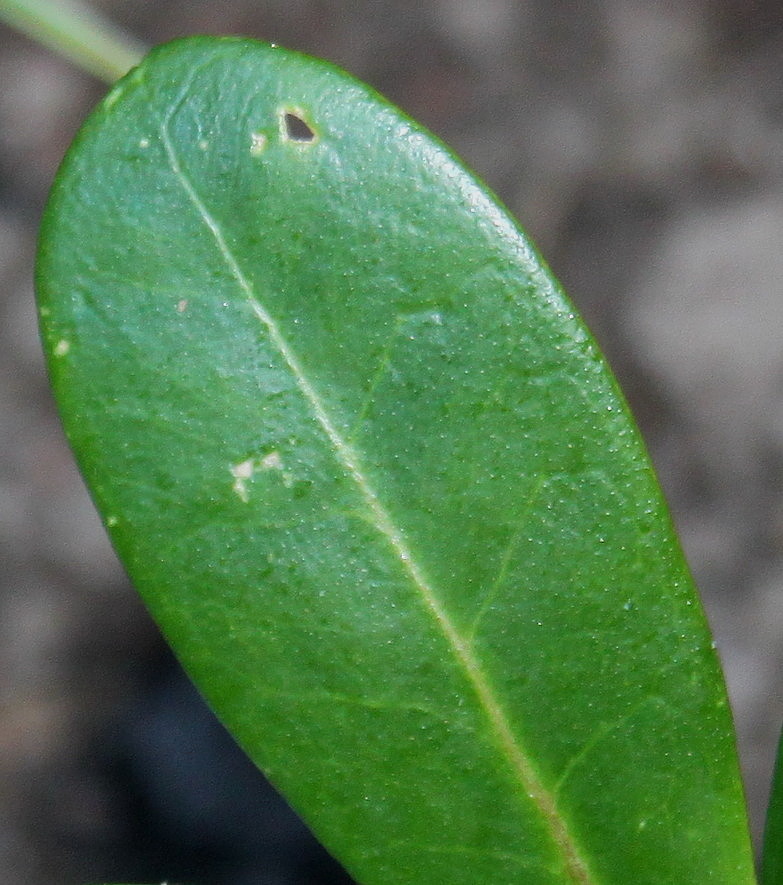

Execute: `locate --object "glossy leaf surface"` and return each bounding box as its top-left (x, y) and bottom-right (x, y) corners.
top-left (37, 37), bottom-right (755, 884)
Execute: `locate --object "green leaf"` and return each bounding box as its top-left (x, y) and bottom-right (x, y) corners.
top-left (763, 725), bottom-right (783, 883)
top-left (37, 36), bottom-right (755, 884)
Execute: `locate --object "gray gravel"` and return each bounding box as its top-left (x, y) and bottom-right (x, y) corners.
top-left (2, 1), bottom-right (783, 881)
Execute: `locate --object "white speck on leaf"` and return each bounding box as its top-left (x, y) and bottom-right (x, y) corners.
top-left (250, 132), bottom-right (267, 155)
top-left (54, 339), bottom-right (70, 356)
top-left (261, 451), bottom-right (283, 470)
top-left (139, 137), bottom-right (150, 149)
top-left (198, 139), bottom-right (209, 151)
top-left (231, 458), bottom-right (255, 502)
top-left (230, 452), bottom-right (289, 501)
top-left (233, 459), bottom-right (255, 479)
top-left (176, 299), bottom-right (188, 313)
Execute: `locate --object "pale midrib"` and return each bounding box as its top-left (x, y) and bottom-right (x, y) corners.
top-left (160, 125), bottom-right (593, 885)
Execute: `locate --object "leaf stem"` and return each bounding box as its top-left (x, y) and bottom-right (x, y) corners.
top-left (0, 0), bottom-right (146, 83)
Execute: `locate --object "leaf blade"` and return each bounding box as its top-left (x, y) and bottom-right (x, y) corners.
top-left (763, 724), bottom-right (783, 884)
top-left (37, 36), bottom-right (755, 884)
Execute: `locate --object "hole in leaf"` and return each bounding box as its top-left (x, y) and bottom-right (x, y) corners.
top-left (283, 112), bottom-right (316, 142)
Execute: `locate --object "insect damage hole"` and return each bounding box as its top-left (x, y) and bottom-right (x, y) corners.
top-left (281, 110), bottom-right (316, 143)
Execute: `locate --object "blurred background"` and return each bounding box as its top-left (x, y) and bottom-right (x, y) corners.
top-left (2, 1), bottom-right (783, 882)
